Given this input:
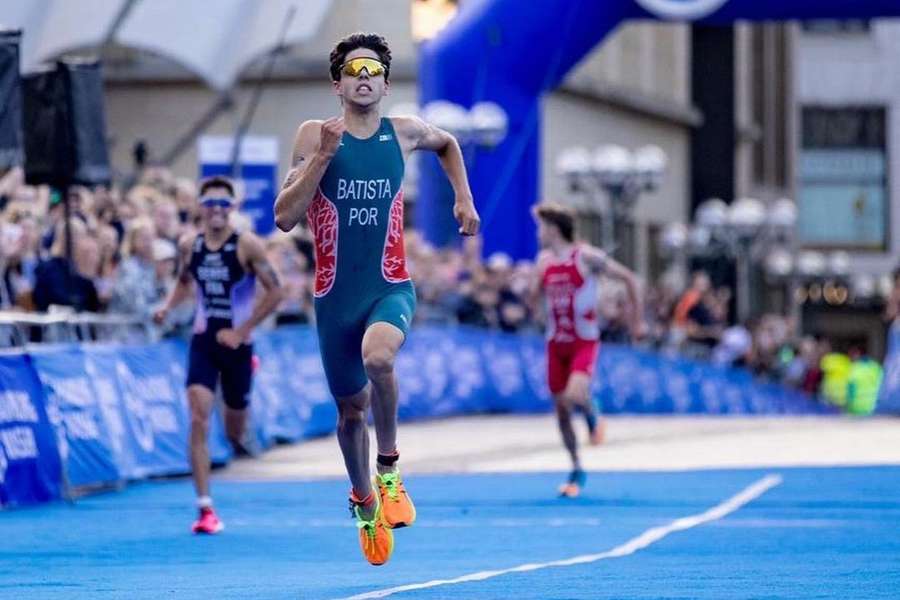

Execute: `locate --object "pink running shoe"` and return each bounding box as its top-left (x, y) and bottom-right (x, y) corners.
top-left (191, 507), bottom-right (224, 534)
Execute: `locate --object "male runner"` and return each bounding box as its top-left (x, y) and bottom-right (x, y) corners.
top-left (533, 202), bottom-right (644, 498)
top-left (154, 176), bottom-right (282, 534)
top-left (274, 33), bottom-right (480, 565)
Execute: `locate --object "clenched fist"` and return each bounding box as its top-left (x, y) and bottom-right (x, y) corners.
top-left (152, 307), bottom-right (168, 325)
top-left (216, 328), bottom-right (245, 350)
top-left (319, 117), bottom-right (345, 158)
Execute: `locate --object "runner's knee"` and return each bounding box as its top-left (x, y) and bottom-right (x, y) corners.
top-left (563, 376), bottom-right (589, 404)
top-left (554, 397), bottom-right (572, 417)
top-left (188, 387), bottom-right (213, 425)
top-left (363, 347), bottom-right (394, 378)
top-left (337, 392), bottom-right (369, 424)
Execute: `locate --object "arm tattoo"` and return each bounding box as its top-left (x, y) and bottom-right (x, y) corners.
top-left (419, 119), bottom-right (450, 154)
top-left (253, 258), bottom-right (281, 289)
top-left (281, 155), bottom-right (305, 190)
top-left (418, 120), bottom-right (434, 147)
top-left (281, 169), bottom-right (300, 190)
top-left (176, 261), bottom-right (191, 284)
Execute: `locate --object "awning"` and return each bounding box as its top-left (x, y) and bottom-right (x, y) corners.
top-left (3, 0), bottom-right (332, 90)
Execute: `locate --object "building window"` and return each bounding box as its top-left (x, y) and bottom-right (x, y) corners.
top-left (798, 107), bottom-right (888, 250)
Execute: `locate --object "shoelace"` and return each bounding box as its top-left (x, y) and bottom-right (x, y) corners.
top-left (379, 472), bottom-right (401, 501)
top-left (350, 502), bottom-right (378, 541)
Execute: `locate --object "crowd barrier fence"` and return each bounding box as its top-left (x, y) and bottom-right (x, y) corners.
top-left (1, 324), bottom-right (832, 508)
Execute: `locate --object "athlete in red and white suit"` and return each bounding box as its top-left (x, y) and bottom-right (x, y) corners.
top-left (532, 202), bottom-right (645, 497)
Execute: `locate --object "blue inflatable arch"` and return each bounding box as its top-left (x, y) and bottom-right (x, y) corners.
top-left (417, 0), bottom-right (900, 259)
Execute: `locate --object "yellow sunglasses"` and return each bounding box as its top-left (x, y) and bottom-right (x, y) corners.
top-left (341, 57), bottom-right (386, 78)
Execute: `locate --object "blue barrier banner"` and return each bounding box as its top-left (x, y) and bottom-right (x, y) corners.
top-left (110, 343), bottom-right (190, 476)
top-left (29, 342), bottom-right (232, 491)
top-left (396, 327), bottom-right (488, 419)
top-left (593, 345), bottom-right (833, 415)
top-left (395, 327), bottom-right (551, 419)
top-left (155, 341), bottom-right (232, 466)
top-left (248, 332), bottom-right (302, 446)
top-left (7, 324), bottom-right (832, 508)
top-left (82, 346), bottom-right (139, 479)
top-left (398, 327), bottom-right (829, 418)
top-left (30, 346), bottom-right (121, 489)
top-left (81, 343), bottom-right (230, 479)
top-left (0, 354), bottom-right (62, 507)
top-left (252, 328), bottom-right (336, 443)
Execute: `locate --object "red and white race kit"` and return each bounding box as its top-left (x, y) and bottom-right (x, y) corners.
top-left (541, 246), bottom-right (600, 394)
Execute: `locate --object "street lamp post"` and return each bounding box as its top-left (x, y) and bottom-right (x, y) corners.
top-left (764, 248), bottom-right (856, 331)
top-left (391, 100), bottom-right (509, 194)
top-left (417, 100), bottom-right (509, 148)
top-left (667, 196), bottom-right (887, 333)
top-left (556, 144), bottom-right (667, 261)
top-left (662, 197), bottom-right (800, 323)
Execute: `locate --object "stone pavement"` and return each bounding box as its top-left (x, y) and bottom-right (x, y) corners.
top-left (220, 415), bottom-right (900, 480)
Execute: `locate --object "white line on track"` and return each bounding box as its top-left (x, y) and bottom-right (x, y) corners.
top-left (336, 474), bottom-right (783, 600)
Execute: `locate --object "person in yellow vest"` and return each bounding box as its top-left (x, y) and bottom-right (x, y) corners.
top-left (820, 349), bottom-right (852, 408)
top-left (846, 347), bottom-right (883, 415)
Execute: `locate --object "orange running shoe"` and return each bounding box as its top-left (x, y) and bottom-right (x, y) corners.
top-left (350, 494), bottom-right (394, 566)
top-left (558, 469), bottom-right (586, 498)
top-left (375, 471), bottom-right (416, 529)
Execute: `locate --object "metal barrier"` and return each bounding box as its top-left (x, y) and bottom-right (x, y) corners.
top-left (0, 310), bottom-right (154, 347)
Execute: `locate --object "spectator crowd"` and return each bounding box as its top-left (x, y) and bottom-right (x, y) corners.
top-left (0, 165), bottom-right (316, 332)
top-left (0, 164), bottom-right (887, 411)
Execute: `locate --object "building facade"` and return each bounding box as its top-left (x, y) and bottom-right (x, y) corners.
top-left (791, 19), bottom-right (899, 356)
top-left (99, 3), bottom-right (693, 277)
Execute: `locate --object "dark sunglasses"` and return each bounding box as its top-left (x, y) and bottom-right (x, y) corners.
top-left (200, 197), bottom-right (234, 209)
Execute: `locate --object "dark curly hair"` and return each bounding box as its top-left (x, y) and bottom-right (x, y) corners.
top-left (329, 33), bottom-right (391, 82)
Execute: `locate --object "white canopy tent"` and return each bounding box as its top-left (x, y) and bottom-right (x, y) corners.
top-left (3, 0), bottom-right (332, 90)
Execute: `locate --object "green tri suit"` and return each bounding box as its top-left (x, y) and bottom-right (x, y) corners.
top-left (306, 117), bottom-right (416, 397)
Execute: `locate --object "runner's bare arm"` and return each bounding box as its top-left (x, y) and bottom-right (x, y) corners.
top-left (153, 234), bottom-right (196, 322)
top-left (392, 116), bottom-right (480, 236)
top-left (528, 250), bottom-right (551, 315)
top-left (576, 244), bottom-right (608, 275)
top-left (585, 246), bottom-right (645, 338)
top-left (274, 118), bottom-right (344, 232)
top-left (235, 233), bottom-right (284, 340)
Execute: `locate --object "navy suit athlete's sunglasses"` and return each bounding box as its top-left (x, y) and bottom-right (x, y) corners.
top-left (200, 197), bottom-right (234, 209)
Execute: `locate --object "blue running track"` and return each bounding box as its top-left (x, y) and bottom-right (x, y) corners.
top-left (2, 467), bottom-right (899, 599)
